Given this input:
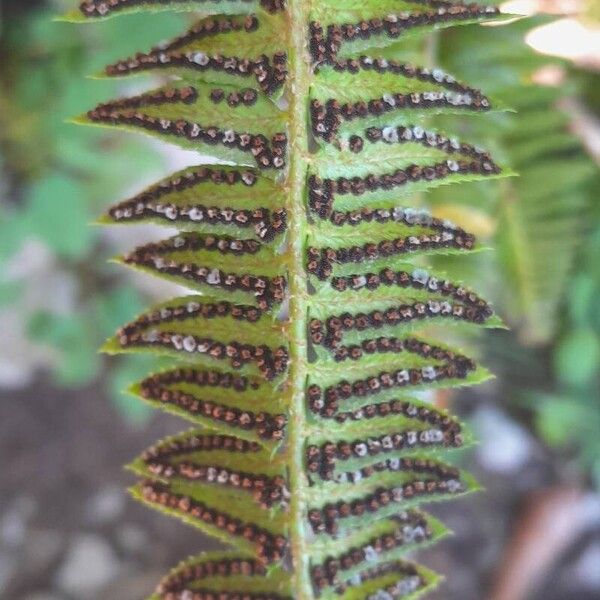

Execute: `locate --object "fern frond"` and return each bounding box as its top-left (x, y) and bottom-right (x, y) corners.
top-left (68, 0), bottom-right (512, 597)
top-left (438, 18), bottom-right (597, 344)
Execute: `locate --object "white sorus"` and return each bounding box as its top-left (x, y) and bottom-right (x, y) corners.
top-left (440, 301), bottom-right (452, 314)
top-left (187, 302), bottom-right (200, 313)
top-left (392, 487), bottom-right (404, 501)
top-left (429, 429), bottom-right (444, 443)
top-left (223, 130), bottom-right (236, 143)
top-left (352, 275), bottom-right (367, 289)
top-left (334, 472), bottom-right (348, 483)
top-left (412, 126), bottom-right (425, 139)
top-left (381, 435), bottom-right (394, 449)
top-left (382, 126), bottom-right (399, 143)
top-left (432, 68), bottom-right (445, 82)
top-left (447, 479), bottom-right (463, 493)
top-left (427, 301), bottom-right (441, 314)
top-left (364, 546), bottom-right (378, 562)
top-left (352, 470), bottom-right (363, 483)
top-left (404, 207), bottom-right (419, 224)
top-left (349, 573), bottom-right (363, 586)
top-left (217, 470), bottom-right (229, 484)
top-left (153, 257), bottom-right (166, 270)
top-left (401, 127), bottom-right (413, 141)
top-left (173, 236), bottom-right (185, 248)
top-left (171, 335), bottom-right (184, 350)
top-left (412, 268), bottom-right (429, 285)
top-left (406, 431), bottom-right (418, 446)
top-left (158, 53), bottom-right (169, 64)
top-left (427, 277), bottom-right (439, 291)
top-left (447, 159), bottom-right (460, 172)
top-left (354, 443), bottom-right (368, 457)
top-left (392, 207), bottom-right (405, 221)
top-left (442, 231), bottom-right (455, 242)
top-left (396, 370), bottom-right (409, 383)
top-left (383, 93), bottom-right (396, 107)
top-left (189, 123), bottom-right (201, 138)
top-left (188, 207), bottom-right (204, 221)
top-left (144, 330), bottom-right (160, 343)
top-left (422, 366), bottom-right (437, 380)
top-left (190, 51), bottom-right (209, 66)
top-left (241, 172), bottom-right (256, 186)
top-left (417, 209), bottom-right (432, 225)
top-left (206, 467), bottom-right (217, 482)
top-left (160, 308), bottom-right (171, 319)
top-left (182, 336), bottom-right (197, 352)
top-left (197, 341), bottom-right (210, 353)
top-left (388, 458), bottom-right (401, 471)
top-left (159, 119), bottom-right (171, 130)
top-left (207, 269), bottom-right (221, 285)
top-left (397, 576), bottom-right (421, 594)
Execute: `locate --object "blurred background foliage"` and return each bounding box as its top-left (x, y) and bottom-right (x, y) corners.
top-left (0, 0), bottom-right (189, 420)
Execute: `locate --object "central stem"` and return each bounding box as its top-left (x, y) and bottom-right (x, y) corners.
top-left (285, 0), bottom-right (312, 597)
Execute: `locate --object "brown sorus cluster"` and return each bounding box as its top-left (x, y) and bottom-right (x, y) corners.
top-left (307, 278), bottom-right (492, 359)
top-left (311, 517), bottom-right (429, 590)
top-left (308, 478), bottom-right (462, 534)
top-left (310, 71), bottom-right (491, 142)
top-left (140, 481), bottom-right (288, 563)
top-left (145, 459), bottom-right (289, 508)
top-left (124, 235), bottom-right (286, 309)
top-left (143, 432), bottom-right (262, 464)
top-left (334, 561), bottom-right (423, 597)
top-left (310, 505), bottom-right (432, 568)
top-left (156, 555), bottom-right (267, 596)
top-left (139, 378), bottom-right (287, 440)
top-left (306, 338), bottom-right (476, 417)
top-left (87, 102), bottom-right (288, 170)
top-left (160, 589), bottom-right (290, 600)
top-left (81, 0), bottom-right (286, 18)
top-left (309, 2), bottom-right (499, 63)
top-left (126, 233), bottom-right (263, 258)
top-left (210, 87), bottom-right (259, 107)
top-left (333, 398), bottom-right (463, 431)
top-left (148, 15), bottom-right (261, 57)
top-left (309, 300), bottom-right (490, 363)
top-left (106, 45), bottom-right (287, 96)
top-left (141, 368), bottom-right (261, 396)
top-left (362, 124), bottom-right (493, 160)
top-left (306, 434), bottom-right (462, 482)
top-left (107, 166), bottom-right (287, 241)
top-left (116, 300), bottom-right (289, 380)
top-left (307, 156), bottom-right (500, 217)
top-left (307, 218), bottom-right (476, 278)
top-left (94, 86), bottom-right (197, 112)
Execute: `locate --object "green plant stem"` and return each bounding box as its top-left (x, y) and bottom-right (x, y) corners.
top-left (286, 0), bottom-right (312, 597)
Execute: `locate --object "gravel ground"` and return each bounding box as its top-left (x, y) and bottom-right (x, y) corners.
top-left (1, 378), bottom-right (599, 600)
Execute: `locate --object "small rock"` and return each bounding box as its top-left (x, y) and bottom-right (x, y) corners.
top-left (573, 541), bottom-right (600, 590)
top-left (0, 551), bottom-right (17, 590)
top-left (55, 534), bottom-right (121, 597)
top-left (1, 495), bottom-right (37, 546)
top-left (116, 524), bottom-right (148, 554)
top-left (85, 486), bottom-right (125, 525)
top-left (473, 405), bottom-right (534, 474)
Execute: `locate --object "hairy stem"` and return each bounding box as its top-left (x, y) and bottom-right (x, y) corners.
top-left (286, 0), bottom-right (312, 597)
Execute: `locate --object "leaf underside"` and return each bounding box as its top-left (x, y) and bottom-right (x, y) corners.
top-left (69, 0), bottom-right (511, 598)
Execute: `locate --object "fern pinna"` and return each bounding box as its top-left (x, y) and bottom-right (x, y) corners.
top-left (67, 0), bottom-right (511, 598)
